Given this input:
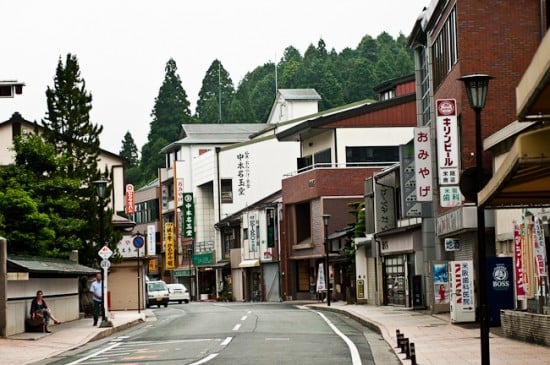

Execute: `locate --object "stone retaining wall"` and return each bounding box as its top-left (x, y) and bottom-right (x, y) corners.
top-left (501, 309), bottom-right (550, 346)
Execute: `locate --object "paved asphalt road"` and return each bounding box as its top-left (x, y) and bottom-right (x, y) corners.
top-left (41, 302), bottom-right (400, 365)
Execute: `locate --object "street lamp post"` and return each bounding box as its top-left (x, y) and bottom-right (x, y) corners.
top-left (93, 179), bottom-right (112, 327)
top-left (322, 214), bottom-right (331, 307)
top-left (459, 74), bottom-right (493, 365)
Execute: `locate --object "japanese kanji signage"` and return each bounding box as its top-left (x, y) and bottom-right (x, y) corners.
top-left (182, 193), bottom-right (195, 238)
top-left (414, 127), bottom-right (433, 201)
top-left (236, 151), bottom-right (251, 196)
top-left (125, 184), bottom-right (135, 214)
top-left (375, 181), bottom-right (396, 232)
top-left (164, 222), bottom-right (175, 270)
top-left (436, 99), bottom-right (459, 185)
top-left (439, 186), bottom-right (463, 207)
top-left (248, 211), bottom-right (258, 252)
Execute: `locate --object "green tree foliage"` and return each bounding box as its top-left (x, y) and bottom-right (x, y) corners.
top-left (0, 134), bottom-right (84, 258)
top-left (140, 58), bottom-right (192, 185)
top-left (195, 59), bottom-right (236, 123)
top-left (233, 32), bottom-right (414, 121)
top-left (38, 54), bottom-right (113, 266)
top-left (120, 131), bottom-right (139, 168)
top-left (42, 54), bottom-right (102, 179)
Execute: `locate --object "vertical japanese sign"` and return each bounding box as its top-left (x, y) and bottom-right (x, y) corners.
top-left (513, 223), bottom-right (526, 299)
top-left (375, 181), bottom-right (396, 232)
top-left (182, 193), bottom-right (195, 238)
top-left (164, 222), bottom-right (175, 270)
top-left (237, 151), bottom-right (251, 196)
top-left (125, 184), bottom-right (135, 214)
top-left (161, 185), bottom-right (168, 209)
top-left (452, 260), bottom-right (475, 312)
top-left (147, 224), bottom-right (156, 256)
top-left (176, 179), bottom-right (184, 210)
top-left (534, 216), bottom-right (548, 277)
top-left (436, 99), bottom-right (459, 185)
top-left (249, 211), bottom-right (258, 252)
top-left (414, 127), bottom-right (433, 201)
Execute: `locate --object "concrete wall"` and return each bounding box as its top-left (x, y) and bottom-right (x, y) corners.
top-left (7, 277), bottom-right (80, 336)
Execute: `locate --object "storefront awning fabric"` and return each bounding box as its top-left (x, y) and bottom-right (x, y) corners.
top-left (238, 259), bottom-right (260, 268)
top-left (479, 126), bottom-right (550, 208)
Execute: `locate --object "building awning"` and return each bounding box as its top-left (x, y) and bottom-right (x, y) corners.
top-left (238, 259), bottom-right (260, 268)
top-left (355, 234), bottom-right (374, 247)
top-left (516, 30), bottom-right (550, 121)
top-left (479, 126), bottom-right (550, 208)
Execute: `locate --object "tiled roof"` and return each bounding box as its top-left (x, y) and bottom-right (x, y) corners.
top-left (8, 255), bottom-right (99, 275)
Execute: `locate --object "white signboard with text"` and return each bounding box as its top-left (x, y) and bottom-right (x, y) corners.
top-left (436, 99), bottom-right (459, 185)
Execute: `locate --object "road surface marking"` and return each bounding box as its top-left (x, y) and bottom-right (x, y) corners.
top-left (189, 353), bottom-right (219, 365)
top-left (241, 315), bottom-right (248, 321)
top-left (315, 311), bottom-right (362, 365)
top-left (65, 342), bottom-right (122, 365)
top-left (232, 323), bottom-right (241, 331)
top-left (221, 337), bottom-right (233, 346)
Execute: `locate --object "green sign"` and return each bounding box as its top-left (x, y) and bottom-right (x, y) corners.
top-left (182, 193), bottom-right (195, 238)
top-left (193, 252), bottom-right (214, 266)
top-left (173, 269), bottom-right (195, 277)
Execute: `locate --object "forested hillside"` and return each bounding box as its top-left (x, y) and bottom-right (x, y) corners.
top-left (127, 31), bottom-right (414, 186)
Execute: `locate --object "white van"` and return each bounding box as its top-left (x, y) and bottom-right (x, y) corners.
top-left (146, 280), bottom-right (169, 308)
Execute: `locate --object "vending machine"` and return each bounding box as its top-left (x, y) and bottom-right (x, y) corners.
top-left (449, 260), bottom-right (476, 322)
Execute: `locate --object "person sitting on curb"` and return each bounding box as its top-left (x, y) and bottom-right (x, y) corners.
top-left (30, 290), bottom-right (61, 333)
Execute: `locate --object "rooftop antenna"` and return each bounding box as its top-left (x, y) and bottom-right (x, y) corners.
top-left (274, 53), bottom-right (278, 95)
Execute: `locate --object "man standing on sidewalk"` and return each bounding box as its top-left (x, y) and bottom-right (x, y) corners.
top-left (90, 273), bottom-right (103, 326)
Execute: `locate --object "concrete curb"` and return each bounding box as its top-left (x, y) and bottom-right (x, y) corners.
top-left (307, 305), bottom-right (407, 364)
top-left (90, 318), bottom-right (144, 342)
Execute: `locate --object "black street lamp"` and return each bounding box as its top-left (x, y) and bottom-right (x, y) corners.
top-left (93, 179), bottom-right (112, 327)
top-left (322, 214), bottom-right (331, 307)
top-left (459, 74), bottom-right (493, 365)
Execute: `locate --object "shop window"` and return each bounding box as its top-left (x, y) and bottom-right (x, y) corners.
top-left (221, 179), bottom-right (233, 203)
top-left (295, 202), bottom-right (311, 243)
top-left (297, 261), bottom-right (310, 292)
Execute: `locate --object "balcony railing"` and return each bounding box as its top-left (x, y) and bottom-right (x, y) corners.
top-left (283, 161), bottom-right (399, 177)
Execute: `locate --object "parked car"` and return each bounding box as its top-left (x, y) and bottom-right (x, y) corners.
top-left (146, 280), bottom-right (170, 308)
top-left (167, 283), bottom-right (190, 304)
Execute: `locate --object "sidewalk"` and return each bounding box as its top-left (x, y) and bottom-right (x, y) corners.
top-left (307, 302), bottom-right (550, 365)
top-left (0, 310), bottom-right (155, 365)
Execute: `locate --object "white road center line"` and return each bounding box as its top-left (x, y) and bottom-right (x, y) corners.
top-left (241, 315), bottom-right (248, 321)
top-left (315, 311), bottom-right (362, 365)
top-left (232, 323), bottom-right (241, 331)
top-left (189, 353), bottom-right (219, 365)
top-left (220, 337), bottom-right (233, 346)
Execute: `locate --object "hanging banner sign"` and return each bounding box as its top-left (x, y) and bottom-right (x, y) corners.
top-left (534, 216), bottom-right (548, 277)
top-left (514, 223), bottom-right (526, 299)
top-left (316, 262), bottom-right (326, 292)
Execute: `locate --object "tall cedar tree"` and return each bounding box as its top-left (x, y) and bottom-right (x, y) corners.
top-left (41, 53), bottom-right (109, 266)
top-left (120, 131), bottom-right (139, 168)
top-left (140, 58), bottom-right (192, 184)
top-left (195, 59), bottom-right (236, 123)
top-left (120, 131), bottom-right (141, 185)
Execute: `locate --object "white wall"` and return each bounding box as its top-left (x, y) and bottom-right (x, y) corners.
top-left (218, 137), bottom-right (299, 218)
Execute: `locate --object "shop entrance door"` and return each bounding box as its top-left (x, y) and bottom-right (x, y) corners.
top-left (385, 255), bottom-right (406, 306)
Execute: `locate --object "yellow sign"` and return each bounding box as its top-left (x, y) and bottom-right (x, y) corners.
top-left (165, 222), bottom-right (175, 270)
top-left (357, 279), bottom-right (365, 299)
top-left (148, 258), bottom-right (157, 273)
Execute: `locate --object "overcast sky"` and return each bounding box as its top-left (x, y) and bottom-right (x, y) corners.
top-left (2, 1), bottom-right (428, 154)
